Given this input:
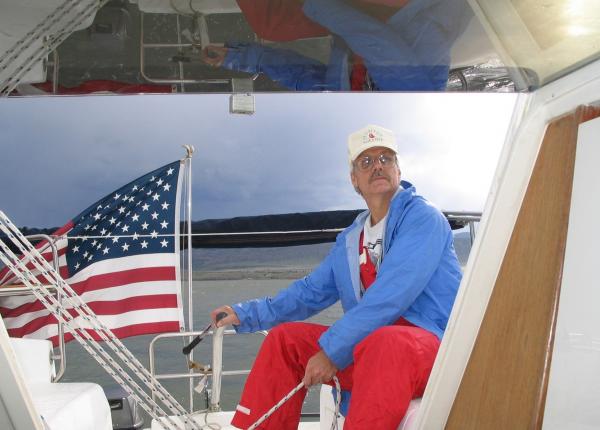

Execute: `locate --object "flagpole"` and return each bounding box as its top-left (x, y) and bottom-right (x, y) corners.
top-left (183, 145), bottom-right (194, 333)
top-left (183, 144), bottom-right (195, 412)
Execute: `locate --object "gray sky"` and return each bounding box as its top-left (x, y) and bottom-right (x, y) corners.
top-left (0, 92), bottom-right (516, 228)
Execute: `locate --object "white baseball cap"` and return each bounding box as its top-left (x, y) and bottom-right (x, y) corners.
top-left (348, 124), bottom-right (398, 165)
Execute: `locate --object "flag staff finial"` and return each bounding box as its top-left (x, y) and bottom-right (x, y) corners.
top-left (182, 145), bottom-right (195, 159)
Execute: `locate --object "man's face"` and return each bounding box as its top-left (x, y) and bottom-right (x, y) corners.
top-left (350, 146), bottom-right (401, 199)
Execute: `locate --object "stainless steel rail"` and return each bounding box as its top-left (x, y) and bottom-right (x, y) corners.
top-left (0, 234), bottom-right (66, 381)
top-left (148, 328), bottom-right (268, 412)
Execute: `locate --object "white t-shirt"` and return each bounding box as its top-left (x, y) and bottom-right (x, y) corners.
top-left (361, 214), bottom-right (387, 267)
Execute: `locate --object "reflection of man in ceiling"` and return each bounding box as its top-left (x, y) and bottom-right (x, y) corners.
top-left (235, 0), bottom-right (409, 42)
top-left (202, 0), bottom-right (471, 91)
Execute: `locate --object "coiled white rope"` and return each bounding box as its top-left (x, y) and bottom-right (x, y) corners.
top-left (247, 376), bottom-right (342, 430)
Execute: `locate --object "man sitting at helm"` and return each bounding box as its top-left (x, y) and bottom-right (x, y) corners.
top-left (211, 124), bottom-right (462, 429)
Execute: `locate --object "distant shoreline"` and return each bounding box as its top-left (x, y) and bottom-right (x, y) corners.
top-left (192, 267), bottom-right (312, 281)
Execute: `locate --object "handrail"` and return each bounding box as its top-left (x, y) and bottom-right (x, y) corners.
top-left (148, 328), bottom-right (268, 412)
top-left (0, 234), bottom-right (66, 381)
top-left (139, 11), bottom-right (231, 87)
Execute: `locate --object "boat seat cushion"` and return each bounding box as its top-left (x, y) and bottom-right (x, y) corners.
top-left (30, 382), bottom-right (112, 430)
top-left (319, 385), bottom-right (421, 429)
top-left (9, 338), bottom-right (55, 384)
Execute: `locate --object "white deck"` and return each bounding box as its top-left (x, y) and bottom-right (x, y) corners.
top-left (150, 411), bottom-right (320, 429)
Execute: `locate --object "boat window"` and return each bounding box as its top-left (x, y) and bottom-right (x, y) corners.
top-left (0, 91), bottom-right (513, 413)
top-left (472, 0), bottom-right (600, 89)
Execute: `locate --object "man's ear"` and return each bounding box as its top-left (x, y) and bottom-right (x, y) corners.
top-left (350, 170), bottom-right (358, 188)
top-left (350, 170), bottom-right (361, 195)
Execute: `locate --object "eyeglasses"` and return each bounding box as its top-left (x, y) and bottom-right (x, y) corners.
top-left (354, 152), bottom-right (396, 171)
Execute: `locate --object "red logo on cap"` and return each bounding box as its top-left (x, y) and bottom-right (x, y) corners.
top-left (368, 132), bottom-right (375, 139)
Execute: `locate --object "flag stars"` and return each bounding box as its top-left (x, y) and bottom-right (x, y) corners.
top-left (64, 163), bottom-right (178, 279)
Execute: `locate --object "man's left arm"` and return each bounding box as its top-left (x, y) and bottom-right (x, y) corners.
top-left (319, 204), bottom-right (451, 369)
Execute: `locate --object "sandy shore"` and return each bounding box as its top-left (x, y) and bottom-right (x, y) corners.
top-left (192, 267), bottom-right (312, 281)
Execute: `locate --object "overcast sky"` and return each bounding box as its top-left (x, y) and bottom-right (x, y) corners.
top-left (0, 92), bottom-right (516, 228)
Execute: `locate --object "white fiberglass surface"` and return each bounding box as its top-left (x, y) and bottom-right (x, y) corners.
top-left (542, 116), bottom-right (600, 429)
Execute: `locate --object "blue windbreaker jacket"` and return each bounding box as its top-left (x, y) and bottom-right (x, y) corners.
top-left (232, 181), bottom-right (462, 369)
top-left (221, 0), bottom-right (471, 91)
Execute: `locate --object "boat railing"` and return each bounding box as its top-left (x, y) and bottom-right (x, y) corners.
top-left (0, 234), bottom-right (66, 381)
top-left (148, 327), bottom-right (268, 413)
top-left (444, 211), bottom-right (481, 244)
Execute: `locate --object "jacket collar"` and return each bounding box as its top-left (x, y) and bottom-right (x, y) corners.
top-left (344, 180), bottom-right (416, 300)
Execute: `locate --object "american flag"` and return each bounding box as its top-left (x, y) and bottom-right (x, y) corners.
top-left (0, 160), bottom-right (185, 345)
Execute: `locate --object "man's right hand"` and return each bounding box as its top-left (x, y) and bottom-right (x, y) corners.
top-left (210, 305), bottom-right (240, 328)
top-left (201, 46), bottom-right (228, 67)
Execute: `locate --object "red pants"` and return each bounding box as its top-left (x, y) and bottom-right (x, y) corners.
top-left (231, 322), bottom-right (440, 430)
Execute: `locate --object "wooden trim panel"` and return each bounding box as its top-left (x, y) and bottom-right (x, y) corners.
top-left (445, 106), bottom-right (600, 429)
